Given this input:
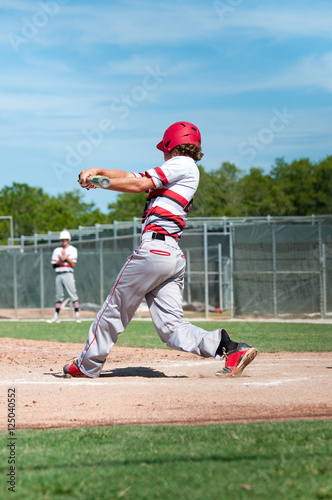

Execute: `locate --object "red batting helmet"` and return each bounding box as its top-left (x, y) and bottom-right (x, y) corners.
top-left (156, 121), bottom-right (201, 153)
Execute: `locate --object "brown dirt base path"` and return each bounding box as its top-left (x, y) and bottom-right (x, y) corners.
top-left (0, 338), bottom-right (331, 430)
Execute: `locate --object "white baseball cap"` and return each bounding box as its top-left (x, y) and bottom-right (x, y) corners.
top-left (59, 230), bottom-right (71, 241)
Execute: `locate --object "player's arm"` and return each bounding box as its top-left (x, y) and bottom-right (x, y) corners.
top-left (52, 250), bottom-right (76, 268)
top-left (63, 256), bottom-right (76, 268)
top-left (61, 247), bottom-right (77, 268)
top-left (79, 168), bottom-right (133, 181)
top-left (79, 168), bottom-right (154, 193)
top-left (51, 250), bottom-right (62, 268)
top-left (104, 176), bottom-right (154, 193)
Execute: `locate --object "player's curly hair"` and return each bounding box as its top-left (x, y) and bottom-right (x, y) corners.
top-left (172, 143), bottom-right (204, 162)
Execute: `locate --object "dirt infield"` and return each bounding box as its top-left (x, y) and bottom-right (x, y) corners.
top-left (1, 337), bottom-right (331, 430)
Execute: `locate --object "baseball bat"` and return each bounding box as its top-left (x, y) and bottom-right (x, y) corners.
top-left (90, 176), bottom-right (111, 189)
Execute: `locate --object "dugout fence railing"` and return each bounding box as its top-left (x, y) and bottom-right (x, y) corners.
top-left (3, 215), bottom-right (329, 248)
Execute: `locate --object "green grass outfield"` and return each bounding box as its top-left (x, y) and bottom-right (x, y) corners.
top-left (1, 319), bottom-right (332, 351)
top-left (0, 421), bottom-right (331, 500)
top-left (1, 321), bottom-right (331, 499)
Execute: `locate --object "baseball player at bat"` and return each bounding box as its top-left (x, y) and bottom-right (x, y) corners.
top-left (63, 121), bottom-right (257, 377)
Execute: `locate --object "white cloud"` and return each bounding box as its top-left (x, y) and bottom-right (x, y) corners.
top-left (174, 52), bottom-right (332, 95)
top-left (247, 52), bottom-right (332, 93)
top-left (0, 92), bottom-right (86, 114)
top-left (213, 4), bottom-right (332, 39)
top-left (1, 0), bottom-right (38, 11)
top-left (290, 52), bottom-right (332, 91)
top-left (1, 2), bottom-right (332, 55)
top-left (74, 3), bottom-right (332, 45)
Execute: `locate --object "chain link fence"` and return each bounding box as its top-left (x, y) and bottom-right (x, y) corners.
top-left (0, 227), bottom-right (229, 320)
top-left (230, 219), bottom-right (332, 318)
top-left (0, 217), bottom-right (331, 320)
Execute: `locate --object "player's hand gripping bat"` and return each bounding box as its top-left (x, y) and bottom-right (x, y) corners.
top-left (78, 174), bottom-right (111, 189)
top-left (90, 175), bottom-right (111, 188)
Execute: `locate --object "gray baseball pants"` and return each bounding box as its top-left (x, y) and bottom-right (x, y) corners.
top-left (77, 232), bottom-right (222, 377)
top-left (55, 272), bottom-right (79, 303)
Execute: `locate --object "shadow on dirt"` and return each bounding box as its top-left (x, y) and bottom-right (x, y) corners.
top-left (49, 366), bottom-right (188, 379)
top-left (101, 367), bottom-right (187, 378)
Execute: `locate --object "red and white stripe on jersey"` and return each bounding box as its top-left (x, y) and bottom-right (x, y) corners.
top-left (51, 245), bottom-right (78, 273)
top-left (132, 156), bottom-right (199, 239)
top-left (154, 167), bottom-right (168, 185)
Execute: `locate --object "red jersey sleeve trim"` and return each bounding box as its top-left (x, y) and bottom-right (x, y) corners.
top-left (145, 171), bottom-right (156, 187)
top-left (155, 167), bottom-right (168, 186)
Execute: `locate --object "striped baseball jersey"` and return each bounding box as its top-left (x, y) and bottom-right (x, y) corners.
top-left (51, 245), bottom-right (78, 273)
top-left (133, 156), bottom-right (199, 239)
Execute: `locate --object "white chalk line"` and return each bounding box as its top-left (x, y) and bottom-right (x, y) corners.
top-left (0, 373), bottom-right (329, 389)
top-left (0, 379), bottom-right (153, 387)
top-left (241, 376), bottom-right (326, 387)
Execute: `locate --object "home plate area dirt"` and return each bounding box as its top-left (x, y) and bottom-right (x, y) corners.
top-left (0, 338), bottom-right (331, 430)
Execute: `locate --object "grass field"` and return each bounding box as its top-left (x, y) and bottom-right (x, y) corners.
top-left (1, 319), bottom-right (332, 352)
top-left (0, 421), bottom-right (332, 500)
top-left (1, 320), bottom-right (331, 499)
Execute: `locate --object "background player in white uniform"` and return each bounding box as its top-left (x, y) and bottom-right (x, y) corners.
top-left (48, 230), bottom-right (81, 323)
top-left (64, 122), bottom-right (257, 377)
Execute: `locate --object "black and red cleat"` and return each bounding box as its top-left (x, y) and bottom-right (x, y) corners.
top-left (63, 359), bottom-right (87, 378)
top-left (216, 342), bottom-right (257, 377)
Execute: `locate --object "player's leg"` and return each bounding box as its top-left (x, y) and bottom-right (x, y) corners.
top-left (62, 273), bottom-right (81, 323)
top-left (146, 247), bottom-right (257, 374)
top-left (47, 274), bottom-right (63, 323)
top-left (146, 266), bottom-right (221, 358)
top-left (74, 243), bottom-right (173, 377)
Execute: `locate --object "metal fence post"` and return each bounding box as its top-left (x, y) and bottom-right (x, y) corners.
top-left (95, 224), bottom-right (100, 240)
top-left (272, 224), bottom-right (278, 319)
top-left (318, 221), bottom-right (326, 318)
top-left (222, 216), bottom-right (227, 233)
top-left (114, 221), bottom-right (118, 252)
top-left (186, 249), bottom-right (192, 304)
top-left (322, 243), bottom-right (327, 319)
top-left (40, 249), bottom-right (45, 319)
top-left (203, 223), bottom-right (209, 319)
top-left (229, 223), bottom-right (234, 319)
top-left (13, 252), bottom-right (18, 320)
top-left (218, 243), bottom-right (223, 312)
top-left (100, 240), bottom-right (104, 306)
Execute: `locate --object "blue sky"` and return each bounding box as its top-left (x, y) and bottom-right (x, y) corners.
top-left (1, 0), bottom-right (331, 213)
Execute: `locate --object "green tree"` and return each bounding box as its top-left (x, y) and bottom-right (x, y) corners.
top-left (0, 184), bottom-right (108, 240)
top-left (191, 162), bottom-right (244, 217)
top-left (190, 165), bottom-right (215, 217)
top-left (270, 157), bottom-right (317, 215)
top-left (0, 183), bottom-right (48, 237)
top-left (312, 155), bottom-right (332, 214)
top-left (107, 192), bottom-right (147, 222)
top-left (238, 167), bottom-right (275, 216)
top-left (215, 162), bottom-right (244, 216)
